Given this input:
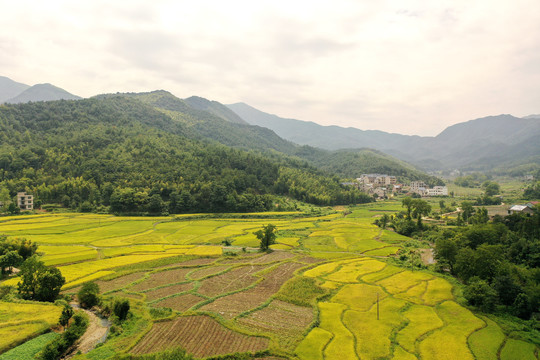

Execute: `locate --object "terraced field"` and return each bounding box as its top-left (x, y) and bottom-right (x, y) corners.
top-left (0, 204), bottom-right (538, 359)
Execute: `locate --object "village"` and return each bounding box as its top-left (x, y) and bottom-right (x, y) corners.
top-left (349, 173), bottom-right (449, 199)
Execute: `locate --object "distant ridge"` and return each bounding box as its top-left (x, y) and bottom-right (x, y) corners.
top-left (184, 96), bottom-right (248, 124)
top-left (0, 76), bottom-right (30, 103)
top-left (228, 103), bottom-right (540, 171)
top-left (5, 83), bottom-right (81, 103)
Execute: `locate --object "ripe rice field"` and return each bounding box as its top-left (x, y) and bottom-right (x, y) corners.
top-left (0, 203), bottom-right (539, 359)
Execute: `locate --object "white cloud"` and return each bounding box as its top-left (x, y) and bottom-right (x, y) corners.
top-left (1, 0), bottom-right (539, 135)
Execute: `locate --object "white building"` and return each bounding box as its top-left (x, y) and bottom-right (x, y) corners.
top-left (17, 192), bottom-right (33, 210)
top-left (425, 186), bottom-right (448, 196)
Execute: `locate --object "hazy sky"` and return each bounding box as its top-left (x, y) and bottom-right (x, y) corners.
top-left (1, 0), bottom-right (539, 135)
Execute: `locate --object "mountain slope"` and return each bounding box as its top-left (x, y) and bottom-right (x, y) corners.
top-left (6, 83), bottom-right (81, 103)
top-left (0, 97), bottom-right (372, 212)
top-left (228, 103), bottom-right (540, 171)
top-left (103, 91), bottom-right (439, 184)
top-left (0, 76), bottom-right (30, 103)
top-left (184, 96), bottom-right (248, 124)
top-left (227, 102), bottom-right (421, 151)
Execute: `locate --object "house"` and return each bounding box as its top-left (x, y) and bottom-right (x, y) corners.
top-left (357, 174), bottom-right (396, 186)
top-left (17, 192), bottom-right (33, 210)
top-left (508, 205), bottom-right (534, 215)
top-left (410, 181), bottom-right (427, 194)
top-left (425, 186), bottom-right (449, 197)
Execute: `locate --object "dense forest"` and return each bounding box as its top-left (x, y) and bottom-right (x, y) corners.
top-left (0, 97), bottom-right (372, 214)
top-left (431, 207), bottom-right (540, 319)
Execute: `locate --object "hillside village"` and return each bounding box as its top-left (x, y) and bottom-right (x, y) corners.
top-left (353, 174), bottom-right (448, 199)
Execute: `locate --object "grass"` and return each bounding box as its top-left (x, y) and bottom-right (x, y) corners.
top-left (418, 301), bottom-right (484, 360)
top-left (0, 332), bottom-right (59, 360)
top-left (468, 317), bottom-right (506, 360)
top-left (500, 338), bottom-right (538, 360)
top-left (319, 302), bottom-right (356, 360)
top-left (295, 328), bottom-right (332, 360)
top-left (343, 297), bottom-right (407, 360)
top-left (396, 305), bottom-right (444, 353)
top-left (274, 276), bottom-right (327, 307)
top-left (422, 278), bottom-right (454, 305)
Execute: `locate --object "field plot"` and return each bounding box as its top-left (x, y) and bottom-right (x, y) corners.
top-left (130, 315), bottom-right (269, 357)
top-left (2, 208), bottom-right (537, 359)
top-left (294, 255), bottom-right (536, 360)
top-left (0, 301), bottom-right (62, 353)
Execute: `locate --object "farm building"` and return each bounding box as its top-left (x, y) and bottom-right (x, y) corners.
top-left (508, 205), bottom-right (534, 215)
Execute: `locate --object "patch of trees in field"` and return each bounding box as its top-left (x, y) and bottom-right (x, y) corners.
top-left (433, 207), bottom-right (540, 319)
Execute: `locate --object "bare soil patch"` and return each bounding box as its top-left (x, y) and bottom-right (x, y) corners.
top-left (107, 291), bottom-right (144, 300)
top-left (221, 251), bottom-right (295, 265)
top-left (130, 315), bottom-right (269, 357)
top-left (97, 272), bottom-right (145, 293)
top-left (158, 257), bottom-right (217, 269)
top-left (188, 265), bottom-right (230, 280)
top-left (197, 265), bottom-right (267, 297)
top-left (296, 256), bottom-right (324, 264)
top-left (130, 268), bottom-right (192, 292)
top-left (153, 293), bottom-right (205, 312)
top-left (200, 262), bottom-right (304, 318)
top-left (145, 283), bottom-right (194, 302)
top-left (238, 300), bottom-right (313, 350)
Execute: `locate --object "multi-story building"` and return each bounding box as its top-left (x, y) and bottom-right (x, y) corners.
top-left (357, 174), bottom-right (396, 186)
top-left (17, 192), bottom-right (33, 210)
top-left (425, 186), bottom-right (449, 196)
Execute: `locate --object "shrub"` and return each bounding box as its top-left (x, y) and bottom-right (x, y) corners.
top-left (114, 299), bottom-right (130, 321)
top-left (78, 282), bottom-right (100, 309)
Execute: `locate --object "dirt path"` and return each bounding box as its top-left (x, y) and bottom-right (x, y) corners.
top-left (64, 304), bottom-right (110, 359)
top-left (420, 248), bottom-right (435, 265)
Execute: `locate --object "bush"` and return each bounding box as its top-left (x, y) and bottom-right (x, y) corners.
top-left (78, 282), bottom-right (100, 309)
top-left (463, 278), bottom-right (497, 312)
top-left (114, 299), bottom-right (130, 321)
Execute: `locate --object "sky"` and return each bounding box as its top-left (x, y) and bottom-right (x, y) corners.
top-left (1, 0), bottom-right (539, 136)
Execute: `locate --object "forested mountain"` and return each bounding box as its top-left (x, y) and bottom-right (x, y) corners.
top-left (0, 76), bottom-right (30, 103)
top-left (184, 96), bottom-right (248, 124)
top-left (0, 96), bottom-right (372, 214)
top-left (228, 103), bottom-right (540, 173)
top-left (5, 83), bottom-right (81, 103)
top-left (102, 91), bottom-right (439, 184)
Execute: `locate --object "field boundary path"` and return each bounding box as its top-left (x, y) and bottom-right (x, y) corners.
top-left (64, 303), bottom-right (111, 359)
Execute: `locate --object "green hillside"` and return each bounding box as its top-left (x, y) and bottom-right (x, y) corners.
top-left (122, 91), bottom-right (438, 184)
top-left (0, 97), bottom-right (371, 214)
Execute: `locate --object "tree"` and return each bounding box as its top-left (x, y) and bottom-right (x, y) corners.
top-left (464, 278), bottom-right (497, 312)
top-left (461, 201), bottom-right (475, 222)
top-left (0, 251), bottom-right (23, 274)
top-left (402, 197), bottom-right (413, 220)
top-left (254, 224), bottom-right (277, 251)
top-left (78, 282), bottom-right (100, 309)
top-left (18, 256), bottom-right (65, 302)
top-left (411, 199), bottom-right (431, 228)
top-left (434, 238), bottom-right (458, 272)
top-left (113, 299), bottom-right (130, 321)
top-left (59, 304), bottom-right (74, 330)
top-left (482, 181), bottom-right (500, 196)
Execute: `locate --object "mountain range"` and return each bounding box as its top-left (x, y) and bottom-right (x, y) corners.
top-left (0, 77), bottom-right (80, 104)
top-left (227, 103), bottom-right (540, 173)
top-left (1, 75), bottom-right (538, 176)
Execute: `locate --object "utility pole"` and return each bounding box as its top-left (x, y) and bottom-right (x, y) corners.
top-left (377, 293), bottom-right (380, 320)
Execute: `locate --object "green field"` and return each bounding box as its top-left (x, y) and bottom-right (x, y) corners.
top-left (0, 203), bottom-right (538, 359)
